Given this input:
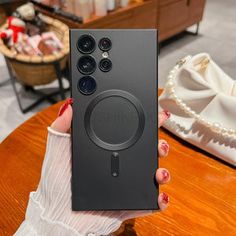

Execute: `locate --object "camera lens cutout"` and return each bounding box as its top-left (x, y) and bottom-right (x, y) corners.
top-left (99, 58), bottom-right (112, 72)
top-left (78, 56), bottom-right (96, 74)
top-left (78, 76), bottom-right (97, 95)
top-left (77, 35), bottom-right (96, 54)
top-left (99, 37), bottom-right (112, 51)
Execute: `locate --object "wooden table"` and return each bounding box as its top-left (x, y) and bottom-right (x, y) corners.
top-left (0, 90), bottom-right (235, 236)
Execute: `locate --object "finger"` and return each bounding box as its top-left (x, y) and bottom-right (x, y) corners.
top-left (158, 110), bottom-right (170, 128)
top-left (158, 139), bottom-right (169, 157)
top-left (51, 98), bottom-right (73, 134)
top-left (155, 168), bottom-right (171, 184)
top-left (158, 192), bottom-right (169, 211)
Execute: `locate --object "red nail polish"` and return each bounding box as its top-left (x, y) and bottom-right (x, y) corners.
top-left (161, 142), bottom-right (169, 154)
top-left (58, 98), bottom-right (74, 117)
top-left (163, 109), bottom-right (170, 119)
top-left (162, 170), bottom-right (169, 181)
top-left (162, 192), bottom-right (169, 204)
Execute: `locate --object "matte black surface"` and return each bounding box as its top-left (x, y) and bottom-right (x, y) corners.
top-left (70, 29), bottom-right (158, 211)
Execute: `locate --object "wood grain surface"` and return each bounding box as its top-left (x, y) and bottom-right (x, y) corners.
top-left (0, 90), bottom-right (235, 236)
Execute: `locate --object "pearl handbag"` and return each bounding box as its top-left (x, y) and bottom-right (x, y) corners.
top-left (159, 53), bottom-right (236, 166)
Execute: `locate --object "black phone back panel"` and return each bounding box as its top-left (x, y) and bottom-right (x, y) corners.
top-left (70, 29), bottom-right (158, 211)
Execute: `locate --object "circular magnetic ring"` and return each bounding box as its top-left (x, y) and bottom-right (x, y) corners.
top-left (84, 90), bottom-right (145, 151)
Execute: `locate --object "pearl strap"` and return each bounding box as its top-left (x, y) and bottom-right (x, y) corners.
top-left (165, 55), bottom-right (236, 137)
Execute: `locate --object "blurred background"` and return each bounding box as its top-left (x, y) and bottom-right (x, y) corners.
top-left (0, 0), bottom-right (235, 141)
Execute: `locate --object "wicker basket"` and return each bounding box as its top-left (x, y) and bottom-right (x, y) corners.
top-left (0, 14), bottom-right (69, 86)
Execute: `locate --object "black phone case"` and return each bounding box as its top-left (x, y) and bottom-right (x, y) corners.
top-left (70, 29), bottom-right (158, 211)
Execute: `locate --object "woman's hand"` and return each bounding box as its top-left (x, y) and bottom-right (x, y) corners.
top-left (52, 98), bottom-right (171, 210)
top-left (14, 99), bottom-right (171, 236)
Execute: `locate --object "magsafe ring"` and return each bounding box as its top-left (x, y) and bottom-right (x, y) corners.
top-left (84, 90), bottom-right (145, 151)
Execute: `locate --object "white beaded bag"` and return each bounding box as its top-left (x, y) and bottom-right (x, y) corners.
top-left (159, 53), bottom-right (236, 166)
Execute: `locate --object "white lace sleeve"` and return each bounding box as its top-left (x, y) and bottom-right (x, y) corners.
top-left (14, 127), bottom-right (151, 236)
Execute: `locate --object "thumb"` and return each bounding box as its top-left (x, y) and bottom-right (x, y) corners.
top-left (51, 98), bottom-right (73, 133)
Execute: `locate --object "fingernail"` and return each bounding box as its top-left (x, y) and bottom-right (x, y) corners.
top-left (161, 141), bottom-right (169, 156)
top-left (163, 109), bottom-right (170, 119)
top-left (162, 169), bottom-right (170, 181)
top-left (161, 192), bottom-right (169, 204)
top-left (58, 98), bottom-right (74, 117)
top-left (158, 110), bottom-right (170, 127)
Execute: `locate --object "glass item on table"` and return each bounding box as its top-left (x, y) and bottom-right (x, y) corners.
top-left (88, 0), bottom-right (94, 14)
top-left (94, 0), bottom-right (107, 17)
top-left (120, 0), bottom-right (129, 7)
top-left (107, 0), bottom-right (116, 11)
top-left (75, 0), bottom-right (92, 21)
top-left (115, 0), bottom-right (121, 9)
top-left (62, 0), bottom-right (75, 14)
